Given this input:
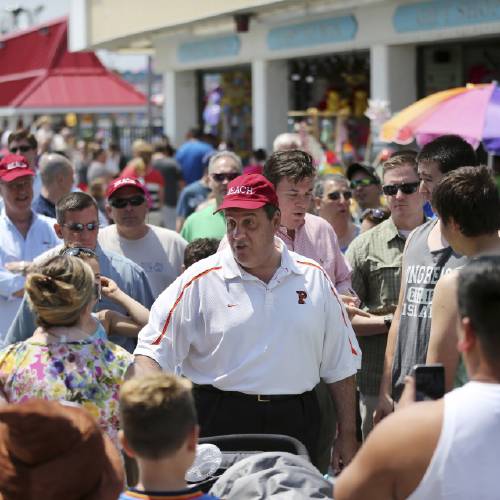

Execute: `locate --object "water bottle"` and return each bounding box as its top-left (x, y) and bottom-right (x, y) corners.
top-left (185, 443), bottom-right (223, 482)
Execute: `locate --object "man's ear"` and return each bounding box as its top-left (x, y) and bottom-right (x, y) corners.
top-left (272, 209), bottom-right (281, 231)
top-left (118, 429), bottom-right (136, 458)
top-left (54, 223), bottom-right (63, 239)
top-left (457, 316), bottom-right (476, 353)
top-left (313, 197), bottom-right (322, 213)
top-left (450, 217), bottom-right (462, 234)
top-left (105, 204), bottom-right (113, 220)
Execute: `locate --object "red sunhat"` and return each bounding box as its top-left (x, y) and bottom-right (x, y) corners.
top-left (216, 173), bottom-right (279, 212)
top-left (0, 154), bottom-right (34, 183)
top-left (106, 176), bottom-right (146, 199)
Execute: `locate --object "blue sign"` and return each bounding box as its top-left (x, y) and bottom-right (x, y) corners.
top-left (267, 15), bottom-right (357, 51)
top-left (178, 35), bottom-right (241, 63)
top-left (394, 0), bottom-right (500, 33)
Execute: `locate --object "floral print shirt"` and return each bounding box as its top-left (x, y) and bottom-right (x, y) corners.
top-left (0, 336), bottom-right (133, 447)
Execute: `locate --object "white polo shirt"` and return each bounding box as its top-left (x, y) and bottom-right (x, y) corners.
top-left (135, 238), bottom-right (361, 394)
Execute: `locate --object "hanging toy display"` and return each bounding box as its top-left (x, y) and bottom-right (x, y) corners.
top-left (202, 86), bottom-right (222, 135)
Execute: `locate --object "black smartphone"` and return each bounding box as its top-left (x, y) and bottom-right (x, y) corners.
top-left (412, 364), bottom-right (445, 401)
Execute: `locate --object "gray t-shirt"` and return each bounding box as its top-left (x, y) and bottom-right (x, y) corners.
top-left (98, 224), bottom-right (186, 298)
top-left (392, 219), bottom-right (467, 400)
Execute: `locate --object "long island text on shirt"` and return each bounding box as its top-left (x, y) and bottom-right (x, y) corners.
top-left (401, 264), bottom-right (455, 319)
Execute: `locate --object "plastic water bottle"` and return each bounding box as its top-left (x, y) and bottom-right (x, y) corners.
top-left (185, 443), bottom-right (223, 482)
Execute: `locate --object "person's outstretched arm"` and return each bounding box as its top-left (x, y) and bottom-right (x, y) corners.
top-left (101, 276), bottom-right (149, 326)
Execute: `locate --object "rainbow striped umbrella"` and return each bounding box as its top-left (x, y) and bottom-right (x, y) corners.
top-left (381, 83), bottom-right (500, 152)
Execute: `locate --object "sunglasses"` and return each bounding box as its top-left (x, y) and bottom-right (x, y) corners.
top-left (382, 182), bottom-right (420, 196)
top-left (328, 190), bottom-right (352, 201)
top-left (109, 195), bottom-right (146, 208)
top-left (62, 222), bottom-right (99, 233)
top-left (61, 247), bottom-right (97, 258)
top-left (9, 145), bottom-right (32, 154)
top-left (212, 172), bottom-right (240, 183)
top-left (94, 281), bottom-right (102, 302)
top-left (350, 178), bottom-right (379, 189)
top-left (360, 208), bottom-right (388, 222)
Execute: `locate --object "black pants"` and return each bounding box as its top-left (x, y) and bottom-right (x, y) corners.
top-left (193, 386), bottom-right (321, 467)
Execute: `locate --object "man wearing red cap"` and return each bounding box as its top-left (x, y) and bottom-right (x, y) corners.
top-left (0, 154), bottom-right (60, 339)
top-left (99, 177), bottom-right (186, 297)
top-left (130, 173), bottom-right (361, 470)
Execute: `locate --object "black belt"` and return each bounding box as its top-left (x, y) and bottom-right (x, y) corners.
top-left (193, 384), bottom-right (311, 403)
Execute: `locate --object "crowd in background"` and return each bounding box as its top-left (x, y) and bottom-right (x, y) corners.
top-left (0, 115), bottom-right (499, 500)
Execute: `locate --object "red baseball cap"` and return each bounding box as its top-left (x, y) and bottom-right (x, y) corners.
top-left (0, 154), bottom-right (34, 183)
top-left (216, 173), bottom-right (279, 212)
top-left (106, 177), bottom-right (146, 199)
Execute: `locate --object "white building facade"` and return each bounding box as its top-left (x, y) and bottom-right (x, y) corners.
top-left (70, 0), bottom-right (500, 151)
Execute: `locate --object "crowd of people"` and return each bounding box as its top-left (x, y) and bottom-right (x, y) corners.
top-left (0, 121), bottom-right (499, 499)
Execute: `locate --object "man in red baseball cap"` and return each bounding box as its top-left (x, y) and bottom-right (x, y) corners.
top-left (0, 154), bottom-right (60, 338)
top-left (99, 177), bottom-right (186, 298)
top-left (131, 172), bottom-right (361, 471)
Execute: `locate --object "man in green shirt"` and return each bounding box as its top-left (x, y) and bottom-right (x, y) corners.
top-left (180, 151), bottom-right (242, 242)
top-left (346, 153), bottom-right (425, 438)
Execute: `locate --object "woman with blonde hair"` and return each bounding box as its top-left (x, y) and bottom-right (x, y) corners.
top-left (0, 255), bottom-right (132, 447)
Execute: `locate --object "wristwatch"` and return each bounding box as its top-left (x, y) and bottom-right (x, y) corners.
top-left (383, 314), bottom-right (393, 332)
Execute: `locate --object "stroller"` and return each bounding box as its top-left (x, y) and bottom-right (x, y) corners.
top-left (190, 433), bottom-right (310, 492)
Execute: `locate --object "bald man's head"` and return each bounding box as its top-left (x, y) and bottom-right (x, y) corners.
top-left (39, 153), bottom-right (74, 188)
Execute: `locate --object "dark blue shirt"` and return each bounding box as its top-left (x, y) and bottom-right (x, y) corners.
top-left (32, 194), bottom-right (56, 218)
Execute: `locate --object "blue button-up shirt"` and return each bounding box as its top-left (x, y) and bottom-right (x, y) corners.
top-left (0, 209), bottom-right (61, 338)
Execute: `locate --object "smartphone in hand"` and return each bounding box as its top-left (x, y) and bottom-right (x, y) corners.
top-left (412, 364), bottom-right (445, 401)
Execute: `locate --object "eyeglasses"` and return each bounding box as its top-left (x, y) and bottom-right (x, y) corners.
top-left (109, 195), bottom-right (146, 209)
top-left (61, 247), bottom-right (97, 258)
top-left (382, 182), bottom-right (420, 196)
top-left (350, 178), bottom-right (379, 189)
top-left (327, 190), bottom-right (352, 201)
top-left (212, 172), bottom-right (240, 183)
top-left (9, 145), bottom-right (32, 154)
top-left (360, 208), bottom-right (389, 222)
top-left (62, 222), bottom-right (99, 233)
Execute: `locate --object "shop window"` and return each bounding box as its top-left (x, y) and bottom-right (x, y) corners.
top-left (199, 67), bottom-right (252, 160)
top-left (287, 53), bottom-right (370, 166)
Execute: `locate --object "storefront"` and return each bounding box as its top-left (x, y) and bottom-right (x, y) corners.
top-left (419, 37), bottom-right (500, 97)
top-left (286, 52), bottom-right (370, 163)
top-left (70, 0), bottom-right (500, 153)
top-left (198, 66), bottom-right (252, 157)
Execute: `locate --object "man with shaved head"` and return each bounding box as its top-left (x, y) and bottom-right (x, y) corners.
top-left (32, 153), bottom-right (75, 219)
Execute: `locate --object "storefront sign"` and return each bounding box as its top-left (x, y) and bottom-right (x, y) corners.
top-left (394, 0), bottom-right (500, 32)
top-left (267, 16), bottom-right (357, 51)
top-left (178, 35), bottom-right (241, 63)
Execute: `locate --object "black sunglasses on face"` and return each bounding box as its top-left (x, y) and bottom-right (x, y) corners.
top-left (327, 190), bottom-right (353, 201)
top-left (350, 178), bottom-right (378, 189)
top-left (212, 172), bottom-right (239, 183)
top-left (109, 195), bottom-right (146, 209)
top-left (382, 182), bottom-right (420, 196)
top-left (62, 222), bottom-right (99, 233)
top-left (9, 145), bottom-right (32, 154)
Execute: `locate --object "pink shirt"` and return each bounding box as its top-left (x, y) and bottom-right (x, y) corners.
top-left (276, 213), bottom-right (352, 294)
